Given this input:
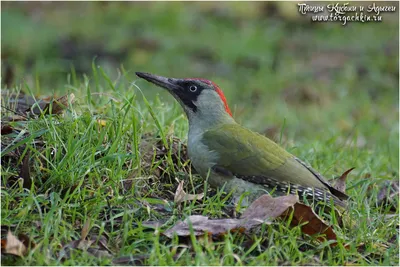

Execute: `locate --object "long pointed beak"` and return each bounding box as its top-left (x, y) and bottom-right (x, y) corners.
top-left (136, 72), bottom-right (181, 91)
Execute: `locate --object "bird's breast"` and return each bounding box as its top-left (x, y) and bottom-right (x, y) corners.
top-left (187, 133), bottom-right (218, 177)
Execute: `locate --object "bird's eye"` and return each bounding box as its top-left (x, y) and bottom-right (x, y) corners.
top-left (189, 85), bottom-right (197, 92)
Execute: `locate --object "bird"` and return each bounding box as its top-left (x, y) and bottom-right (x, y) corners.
top-left (136, 72), bottom-right (349, 207)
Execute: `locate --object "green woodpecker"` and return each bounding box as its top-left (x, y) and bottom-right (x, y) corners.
top-left (136, 72), bottom-right (348, 207)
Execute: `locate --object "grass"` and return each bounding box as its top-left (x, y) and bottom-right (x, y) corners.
top-left (1, 2), bottom-right (399, 266)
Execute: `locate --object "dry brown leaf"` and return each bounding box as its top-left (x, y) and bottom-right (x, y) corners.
top-left (19, 150), bottom-right (32, 189)
top-left (3, 92), bottom-right (38, 113)
top-left (240, 194), bottom-right (298, 228)
top-left (164, 193), bottom-right (339, 244)
top-left (1, 239), bottom-right (6, 249)
top-left (59, 239), bottom-right (82, 260)
top-left (3, 92), bottom-right (75, 118)
top-left (59, 234), bottom-right (112, 260)
top-left (94, 235), bottom-right (113, 255)
top-left (377, 180), bottom-right (399, 211)
top-left (77, 239), bottom-right (95, 251)
top-left (164, 194), bottom-right (298, 238)
top-left (13, 232), bottom-right (35, 253)
top-left (1, 124), bottom-right (13, 135)
top-left (334, 167), bottom-right (355, 193)
top-left (174, 180), bottom-right (204, 204)
top-left (2, 231), bottom-right (27, 257)
top-left (39, 93), bottom-right (75, 115)
top-left (283, 203), bottom-right (337, 243)
top-left (58, 218), bottom-right (113, 260)
top-left (80, 218), bottom-right (91, 241)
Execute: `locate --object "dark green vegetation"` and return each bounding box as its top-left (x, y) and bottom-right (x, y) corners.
top-left (1, 2), bottom-right (399, 265)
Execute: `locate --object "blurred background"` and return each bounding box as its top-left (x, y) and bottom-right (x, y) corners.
top-left (1, 1), bottom-right (399, 148)
top-left (1, 3), bottom-right (398, 264)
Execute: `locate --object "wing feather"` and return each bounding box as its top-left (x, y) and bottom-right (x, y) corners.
top-left (203, 124), bottom-right (328, 189)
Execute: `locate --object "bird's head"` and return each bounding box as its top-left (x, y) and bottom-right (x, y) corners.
top-left (136, 72), bottom-right (234, 126)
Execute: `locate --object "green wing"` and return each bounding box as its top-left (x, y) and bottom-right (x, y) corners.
top-left (202, 124), bottom-right (326, 188)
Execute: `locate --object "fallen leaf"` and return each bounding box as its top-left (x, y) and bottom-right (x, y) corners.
top-left (282, 202), bottom-right (337, 243)
top-left (240, 194), bottom-right (298, 228)
top-left (1, 124), bottom-right (13, 135)
top-left (59, 235), bottom-right (112, 261)
top-left (16, 233), bottom-right (35, 251)
top-left (95, 235), bottom-right (113, 255)
top-left (80, 218), bottom-right (91, 241)
top-left (2, 115), bottom-right (27, 122)
top-left (33, 93), bottom-right (75, 116)
top-left (58, 239), bottom-right (84, 260)
top-left (19, 150), bottom-right (32, 189)
top-left (85, 235), bottom-right (113, 258)
top-left (377, 180), bottom-right (399, 211)
top-left (165, 193), bottom-right (339, 244)
top-left (174, 179), bottom-right (204, 204)
top-left (333, 167), bottom-right (355, 193)
top-left (164, 194), bottom-right (298, 238)
top-left (59, 220), bottom-right (112, 261)
top-left (3, 91), bottom-right (38, 113)
top-left (1, 231), bottom-right (27, 257)
top-left (3, 91), bottom-right (75, 118)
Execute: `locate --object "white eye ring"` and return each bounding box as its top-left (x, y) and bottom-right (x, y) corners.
top-left (189, 85), bottom-right (197, 92)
